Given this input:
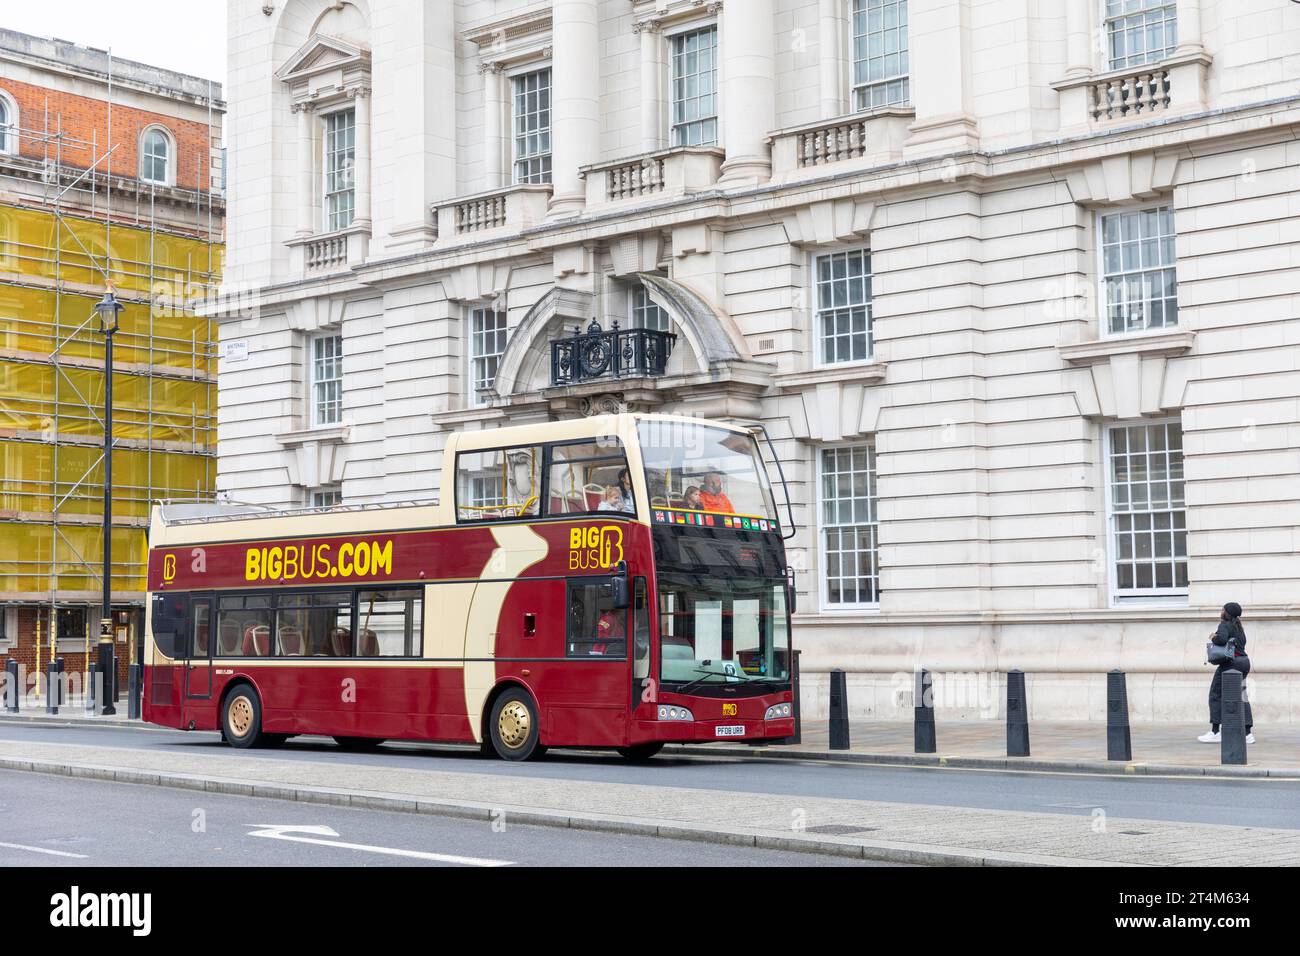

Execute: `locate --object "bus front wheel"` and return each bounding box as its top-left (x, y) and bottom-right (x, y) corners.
top-left (222, 685), bottom-right (263, 750)
top-left (489, 690), bottom-right (542, 761)
top-left (617, 743), bottom-right (664, 762)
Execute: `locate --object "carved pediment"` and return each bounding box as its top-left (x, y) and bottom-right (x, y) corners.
top-left (277, 34), bottom-right (371, 90)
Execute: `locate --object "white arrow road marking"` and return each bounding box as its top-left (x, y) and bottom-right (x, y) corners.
top-left (0, 841), bottom-right (88, 859)
top-left (245, 825), bottom-right (513, 867)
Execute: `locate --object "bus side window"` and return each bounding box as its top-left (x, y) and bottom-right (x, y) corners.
top-left (150, 593), bottom-right (190, 660)
top-left (566, 579), bottom-right (626, 659)
top-left (356, 589), bottom-right (423, 657)
top-left (193, 601), bottom-right (210, 658)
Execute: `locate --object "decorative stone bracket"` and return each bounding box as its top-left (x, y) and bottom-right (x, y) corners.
top-left (438, 261), bottom-right (513, 305)
top-left (273, 424), bottom-right (350, 490)
top-left (775, 363), bottom-right (889, 443)
top-left (1058, 330), bottom-right (1195, 420)
top-left (782, 198), bottom-right (877, 248)
top-left (1062, 151), bottom-right (1181, 206)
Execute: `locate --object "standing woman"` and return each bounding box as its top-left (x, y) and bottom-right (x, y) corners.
top-left (1199, 601), bottom-right (1255, 744)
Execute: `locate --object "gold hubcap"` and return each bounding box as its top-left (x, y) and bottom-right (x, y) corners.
top-left (497, 700), bottom-right (532, 750)
top-left (228, 696), bottom-right (254, 738)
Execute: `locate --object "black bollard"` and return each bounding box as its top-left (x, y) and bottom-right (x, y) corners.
top-left (97, 642), bottom-right (116, 715)
top-left (914, 668), bottom-right (936, 753)
top-left (1006, 669), bottom-right (1030, 757)
top-left (85, 662), bottom-right (98, 715)
top-left (1221, 670), bottom-right (1247, 766)
top-left (1106, 669), bottom-right (1132, 761)
top-left (45, 659), bottom-right (59, 715)
top-left (828, 668), bottom-right (850, 750)
top-left (4, 658), bottom-right (17, 713)
top-left (128, 663), bottom-right (143, 720)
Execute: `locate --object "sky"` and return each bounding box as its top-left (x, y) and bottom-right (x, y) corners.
top-left (2, 0), bottom-right (227, 85)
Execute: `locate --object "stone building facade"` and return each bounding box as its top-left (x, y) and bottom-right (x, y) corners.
top-left (217, 0), bottom-right (1300, 722)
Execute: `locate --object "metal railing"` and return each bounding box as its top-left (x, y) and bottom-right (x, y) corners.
top-left (549, 319), bottom-right (676, 387)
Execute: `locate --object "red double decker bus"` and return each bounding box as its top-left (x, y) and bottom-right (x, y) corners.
top-left (143, 414), bottom-right (796, 760)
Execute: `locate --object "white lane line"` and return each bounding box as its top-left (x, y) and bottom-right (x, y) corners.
top-left (0, 841), bottom-right (88, 859)
top-left (245, 825), bottom-right (512, 867)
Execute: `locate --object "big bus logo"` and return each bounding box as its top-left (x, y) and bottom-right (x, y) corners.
top-left (568, 525), bottom-right (624, 571)
top-left (245, 539), bottom-right (394, 583)
top-left (162, 554), bottom-right (177, 583)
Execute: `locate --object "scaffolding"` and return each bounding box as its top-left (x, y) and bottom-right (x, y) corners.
top-left (0, 59), bottom-right (224, 652)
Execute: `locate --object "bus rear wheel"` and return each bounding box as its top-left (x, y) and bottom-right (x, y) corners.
top-left (222, 685), bottom-right (263, 750)
top-left (617, 743), bottom-right (664, 762)
top-left (334, 736), bottom-right (385, 751)
top-left (489, 689), bottom-right (541, 761)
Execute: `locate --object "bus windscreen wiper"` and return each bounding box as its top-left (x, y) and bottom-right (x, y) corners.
top-left (676, 668), bottom-right (772, 695)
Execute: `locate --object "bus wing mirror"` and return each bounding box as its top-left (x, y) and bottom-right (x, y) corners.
top-left (610, 561), bottom-right (630, 609)
top-left (786, 566), bottom-right (798, 615)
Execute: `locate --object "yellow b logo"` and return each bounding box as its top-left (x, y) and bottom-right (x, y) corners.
top-left (162, 554), bottom-right (177, 583)
top-left (722, 703), bottom-right (738, 717)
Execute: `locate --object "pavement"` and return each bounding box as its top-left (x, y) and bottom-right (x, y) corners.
top-left (1, 726), bottom-right (1299, 866)
top-left (679, 718), bottom-right (1300, 778)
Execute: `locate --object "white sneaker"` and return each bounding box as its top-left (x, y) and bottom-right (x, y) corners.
top-left (1197, 730), bottom-right (1221, 743)
top-left (1246, 733), bottom-right (1256, 744)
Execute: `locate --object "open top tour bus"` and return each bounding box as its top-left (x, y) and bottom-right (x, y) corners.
top-left (143, 413), bottom-right (796, 760)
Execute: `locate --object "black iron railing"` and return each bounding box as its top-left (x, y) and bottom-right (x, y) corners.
top-left (550, 319), bottom-right (676, 386)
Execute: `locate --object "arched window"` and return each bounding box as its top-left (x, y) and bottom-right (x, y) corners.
top-left (140, 127), bottom-right (171, 185)
top-left (0, 92), bottom-right (17, 155)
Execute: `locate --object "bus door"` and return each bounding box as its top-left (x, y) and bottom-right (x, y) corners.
top-left (183, 596), bottom-right (213, 701)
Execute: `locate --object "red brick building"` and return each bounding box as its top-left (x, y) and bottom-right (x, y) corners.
top-left (0, 29), bottom-right (225, 706)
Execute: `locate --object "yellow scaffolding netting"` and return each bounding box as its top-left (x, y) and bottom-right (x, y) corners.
top-left (0, 198), bottom-right (222, 599)
top-left (0, 521), bottom-right (147, 594)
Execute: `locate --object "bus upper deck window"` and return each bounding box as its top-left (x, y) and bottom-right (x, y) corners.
top-left (545, 438), bottom-right (633, 517)
top-left (456, 446), bottom-right (541, 522)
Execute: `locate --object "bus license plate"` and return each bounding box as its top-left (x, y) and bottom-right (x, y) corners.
top-left (715, 725), bottom-right (745, 737)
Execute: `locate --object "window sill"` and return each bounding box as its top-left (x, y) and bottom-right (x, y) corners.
top-left (274, 424), bottom-right (350, 447)
top-left (1110, 593), bottom-right (1190, 609)
top-left (775, 362), bottom-right (887, 391)
top-left (1057, 329), bottom-right (1194, 365)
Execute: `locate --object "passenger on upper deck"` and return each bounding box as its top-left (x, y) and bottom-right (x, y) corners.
top-left (698, 471), bottom-right (734, 513)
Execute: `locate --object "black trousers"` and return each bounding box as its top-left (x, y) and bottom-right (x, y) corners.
top-left (1209, 659), bottom-right (1253, 730)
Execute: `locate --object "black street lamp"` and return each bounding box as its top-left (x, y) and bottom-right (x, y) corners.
top-left (95, 288), bottom-right (124, 716)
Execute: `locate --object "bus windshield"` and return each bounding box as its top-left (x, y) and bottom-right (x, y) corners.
top-left (638, 420), bottom-right (778, 521)
top-left (658, 573), bottom-right (790, 686)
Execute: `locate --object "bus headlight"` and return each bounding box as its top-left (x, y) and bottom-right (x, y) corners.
top-left (657, 705), bottom-right (694, 721)
top-left (765, 703), bottom-right (792, 720)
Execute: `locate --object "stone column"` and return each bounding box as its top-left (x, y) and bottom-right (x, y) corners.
top-left (719, 0), bottom-right (776, 186)
top-left (549, 0), bottom-right (600, 217)
top-left (1064, 0), bottom-right (1092, 79)
top-left (636, 20), bottom-right (665, 153)
top-left (293, 103), bottom-right (316, 237)
top-left (902, 0), bottom-right (979, 159)
top-left (351, 87), bottom-right (372, 230)
top-left (378, 0), bottom-right (456, 251)
top-left (480, 62), bottom-right (507, 190)
top-left (1174, 0), bottom-right (1204, 56)
top-left (819, 0), bottom-right (844, 117)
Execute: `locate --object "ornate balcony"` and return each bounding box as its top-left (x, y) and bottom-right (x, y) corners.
top-left (768, 107), bottom-right (913, 183)
top-left (285, 224), bottom-right (370, 276)
top-left (431, 183), bottom-right (552, 245)
top-left (550, 319), bottom-right (676, 387)
top-left (580, 147), bottom-right (724, 209)
top-left (1052, 51), bottom-right (1212, 130)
